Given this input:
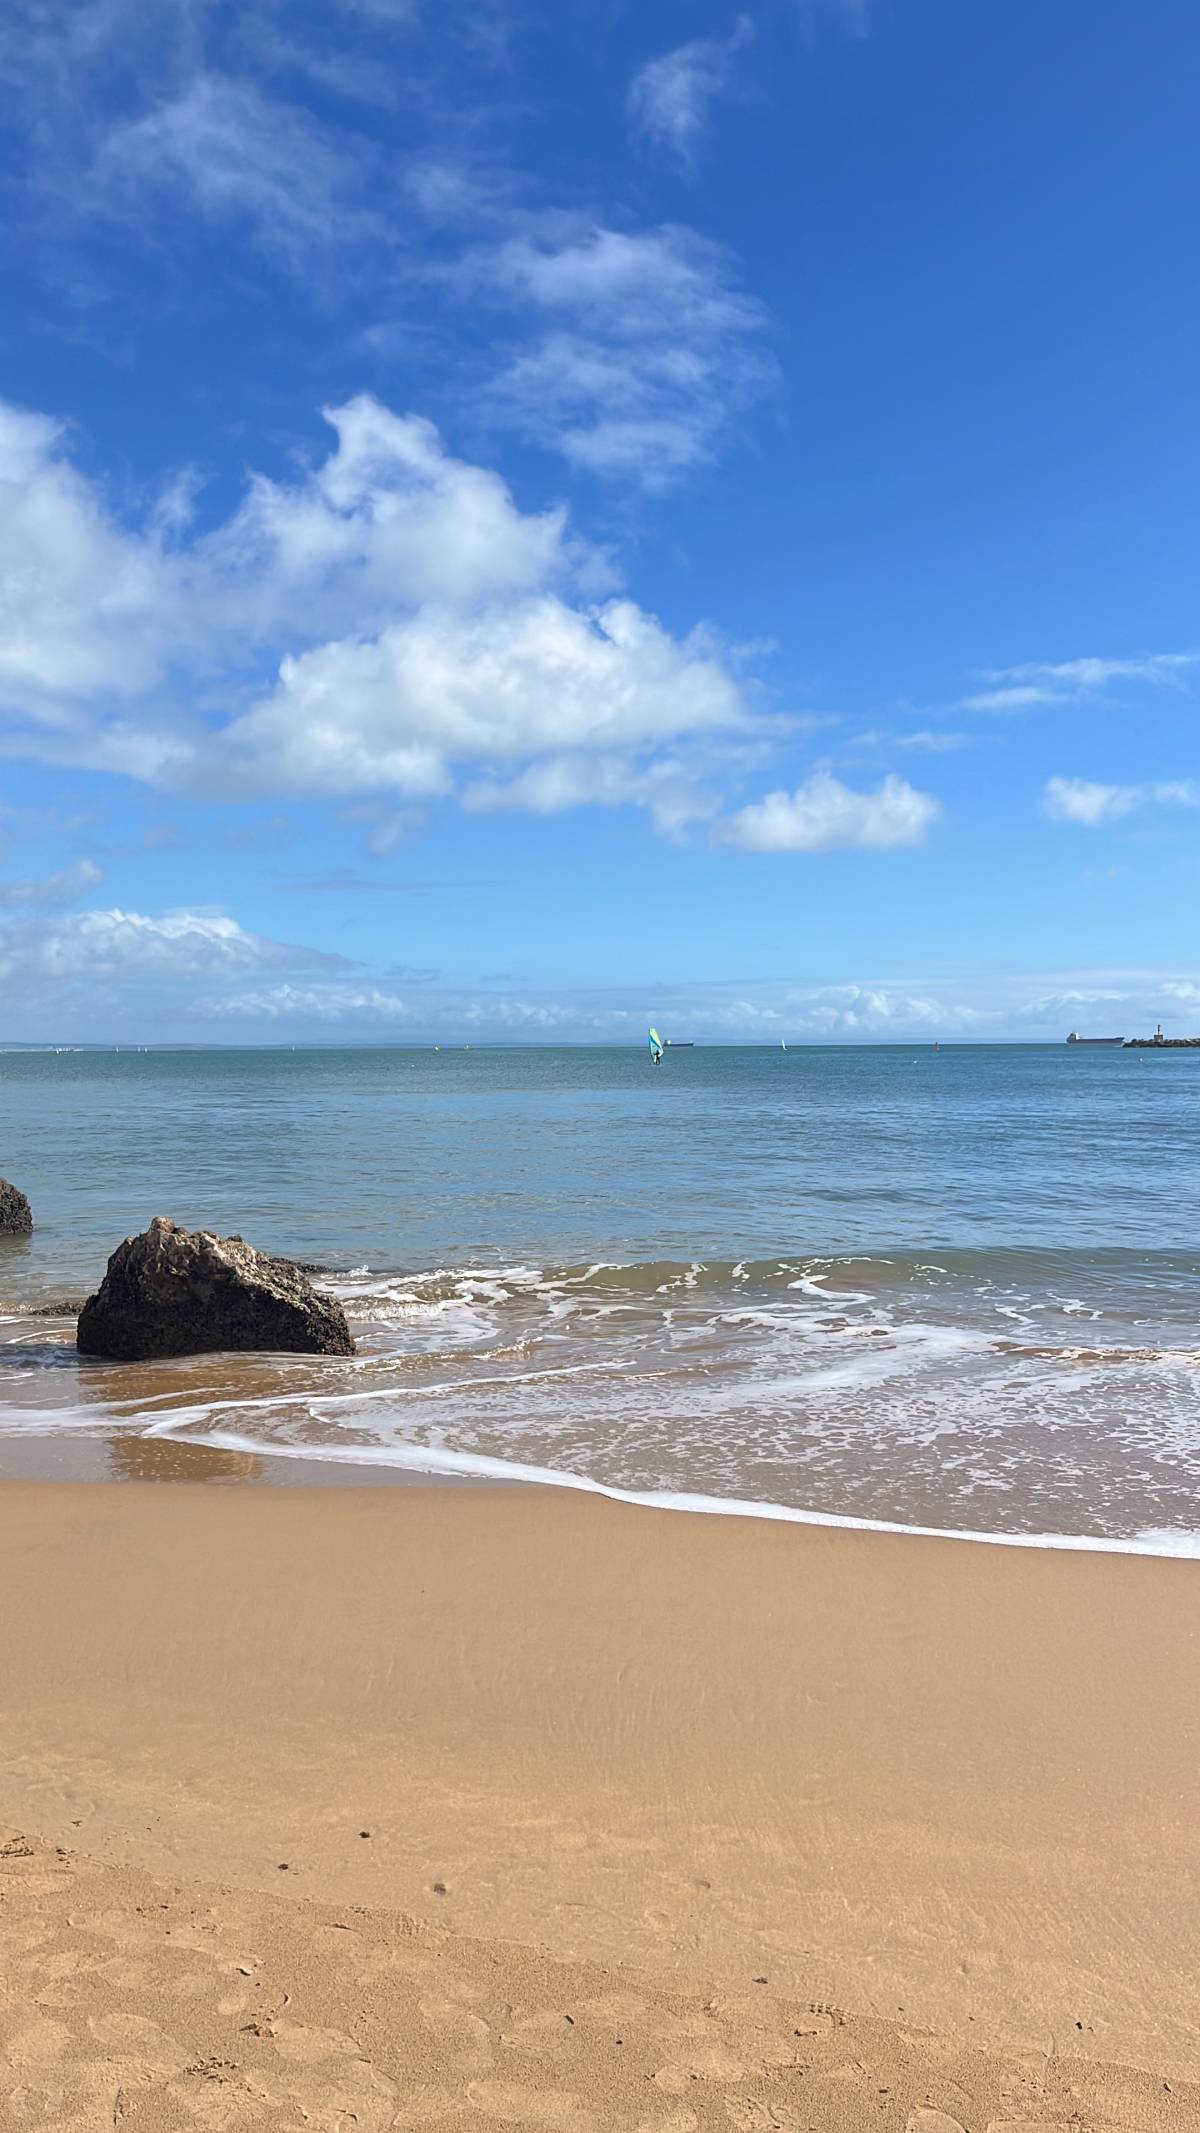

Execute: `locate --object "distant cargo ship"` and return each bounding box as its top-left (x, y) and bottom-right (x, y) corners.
top-left (1066, 1032), bottom-right (1124, 1046)
top-left (664, 1039), bottom-right (694, 1048)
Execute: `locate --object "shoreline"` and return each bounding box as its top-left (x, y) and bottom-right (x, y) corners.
top-left (2, 1424), bottom-right (1200, 1558)
top-left (2, 1473), bottom-right (1200, 2105)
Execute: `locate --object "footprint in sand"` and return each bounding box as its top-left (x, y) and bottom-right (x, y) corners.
top-left (704, 1994), bottom-right (832, 2067)
top-left (387, 2084), bottom-right (469, 2129)
top-left (249, 2010), bottom-right (403, 2130)
top-left (1, 1870), bottom-right (74, 1896)
top-left (467, 2076), bottom-right (595, 2132)
top-left (984, 2123), bottom-right (1078, 2133)
top-left (417, 1992), bottom-right (496, 2075)
top-left (577, 1992), bottom-right (652, 2029)
top-left (264, 2014), bottom-right (363, 2063)
top-left (653, 2042), bottom-right (748, 2093)
top-left (0, 2014), bottom-right (76, 2069)
top-left (724, 2099), bottom-right (809, 2132)
top-left (499, 2007), bottom-right (587, 2069)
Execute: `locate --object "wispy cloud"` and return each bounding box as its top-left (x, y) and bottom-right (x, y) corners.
top-left (627, 17), bottom-right (752, 171)
top-left (795, 0), bottom-right (870, 36)
top-left (963, 653), bottom-right (1197, 713)
top-left (851, 727), bottom-right (970, 758)
top-left (1043, 776), bottom-right (1200, 826)
top-left (894, 729), bottom-right (970, 755)
top-left (721, 772), bottom-right (940, 853)
top-left (465, 750), bottom-right (726, 838)
top-left (98, 74), bottom-right (376, 274)
top-left (0, 858), bottom-right (103, 909)
top-left (459, 219), bottom-right (775, 488)
top-left (2, 3), bottom-right (778, 499)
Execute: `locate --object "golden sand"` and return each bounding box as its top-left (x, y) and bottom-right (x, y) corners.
top-left (2, 1476), bottom-right (1199, 2129)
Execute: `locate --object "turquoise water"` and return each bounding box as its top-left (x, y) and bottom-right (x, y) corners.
top-left (3, 1043), bottom-right (1200, 1545)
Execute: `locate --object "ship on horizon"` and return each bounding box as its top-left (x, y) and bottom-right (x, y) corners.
top-left (1066, 1031), bottom-right (1124, 1046)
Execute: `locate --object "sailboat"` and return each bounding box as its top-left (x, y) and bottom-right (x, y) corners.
top-left (648, 1027), bottom-right (664, 1066)
top-left (781, 1040), bottom-right (787, 1051)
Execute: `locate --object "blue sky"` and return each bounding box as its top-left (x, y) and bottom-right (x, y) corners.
top-left (1, 0), bottom-right (1197, 1042)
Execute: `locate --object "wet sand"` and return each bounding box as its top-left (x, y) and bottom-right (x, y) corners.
top-left (2, 1476), bottom-right (1200, 2128)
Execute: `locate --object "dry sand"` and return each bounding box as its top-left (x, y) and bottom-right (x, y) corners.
top-left (1, 1476), bottom-right (1199, 2131)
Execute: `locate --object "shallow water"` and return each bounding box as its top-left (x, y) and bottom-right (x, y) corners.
top-left (3, 1043), bottom-right (1199, 1548)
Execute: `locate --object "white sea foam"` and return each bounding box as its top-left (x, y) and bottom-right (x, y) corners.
top-left (149, 1423), bottom-right (1200, 1560)
top-left (7, 1247), bottom-right (1200, 1552)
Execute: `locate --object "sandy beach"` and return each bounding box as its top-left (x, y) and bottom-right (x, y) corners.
top-left (2, 1476), bottom-right (1199, 2129)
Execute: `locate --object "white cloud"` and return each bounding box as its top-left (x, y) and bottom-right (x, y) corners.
top-left (1043, 776), bottom-right (1199, 826)
top-left (0, 393), bottom-right (760, 824)
top-left (628, 19), bottom-right (751, 169)
top-left (217, 596), bottom-right (747, 801)
top-left (98, 75), bottom-right (367, 270)
top-left (465, 749), bottom-right (724, 836)
top-left (721, 772), bottom-right (940, 852)
top-left (895, 729), bottom-right (969, 754)
top-left (0, 402), bottom-right (173, 720)
top-left (0, 907), bottom-right (329, 981)
top-left (7, 885), bottom-right (1200, 1046)
top-left (461, 221), bottom-right (774, 487)
top-left (0, 392), bottom-right (948, 853)
top-left (964, 653), bottom-right (1197, 713)
top-left (206, 395), bottom-right (570, 629)
top-left (0, 900), bottom-right (352, 1037)
top-left (0, 858), bottom-right (103, 908)
top-left (191, 961), bottom-right (1200, 1045)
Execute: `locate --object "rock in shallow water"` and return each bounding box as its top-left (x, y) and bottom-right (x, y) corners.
top-left (0, 1179), bottom-right (33, 1235)
top-left (76, 1215), bottom-right (355, 1360)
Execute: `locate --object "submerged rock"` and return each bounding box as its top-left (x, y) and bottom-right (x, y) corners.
top-left (76, 1216), bottom-right (355, 1361)
top-left (0, 1179), bottom-right (33, 1235)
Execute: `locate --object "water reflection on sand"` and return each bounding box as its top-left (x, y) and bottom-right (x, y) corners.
top-left (105, 1434), bottom-right (264, 1484)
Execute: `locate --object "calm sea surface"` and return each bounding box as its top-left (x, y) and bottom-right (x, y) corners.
top-left (3, 1043), bottom-right (1200, 1547)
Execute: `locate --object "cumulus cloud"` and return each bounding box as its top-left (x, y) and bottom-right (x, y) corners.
top-left (721, 772), bottom-right (940, 852)
top-left (461, 221), bottom-right (775, 487)
top-left (6, 883), bottom-right (1199, 1045)
top-left (221, 597), bottom-right (746, 802)
top-left (0, 394), bottom-right (732, 807)
top-left (964, 653), bottom-right (1197, 713)
top-left (0, 906), bottom-right (340, 985)
top-left (5, 391), bottom-right (900, 845)
top-left (0, 402), bottom-right (173, 725)
top-left (1043, 776), bottom-right (1200, 826)
top-left (628, 18), bottom-right (752, 170)
top-left (206, 395), bottom-right (570, 630)
top-left (189, 961), bottom-right (1200, 1045)
top-left (0, 392), bottom-right (949, 853)
top-left (0, 900), bottom-right (349, 1037)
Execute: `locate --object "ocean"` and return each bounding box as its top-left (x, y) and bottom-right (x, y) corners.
top-left (2, 1042), bottom-right (1199, 1550)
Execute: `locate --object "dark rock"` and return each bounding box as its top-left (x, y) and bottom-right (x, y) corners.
top-left (0, 1180), bottom-right (33, 1235)
top-left (76, 1216), bottom-right (355, 1361)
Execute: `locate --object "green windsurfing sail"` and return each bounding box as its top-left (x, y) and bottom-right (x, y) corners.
top-left (648, 1027), bottom-right (664, 1064)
